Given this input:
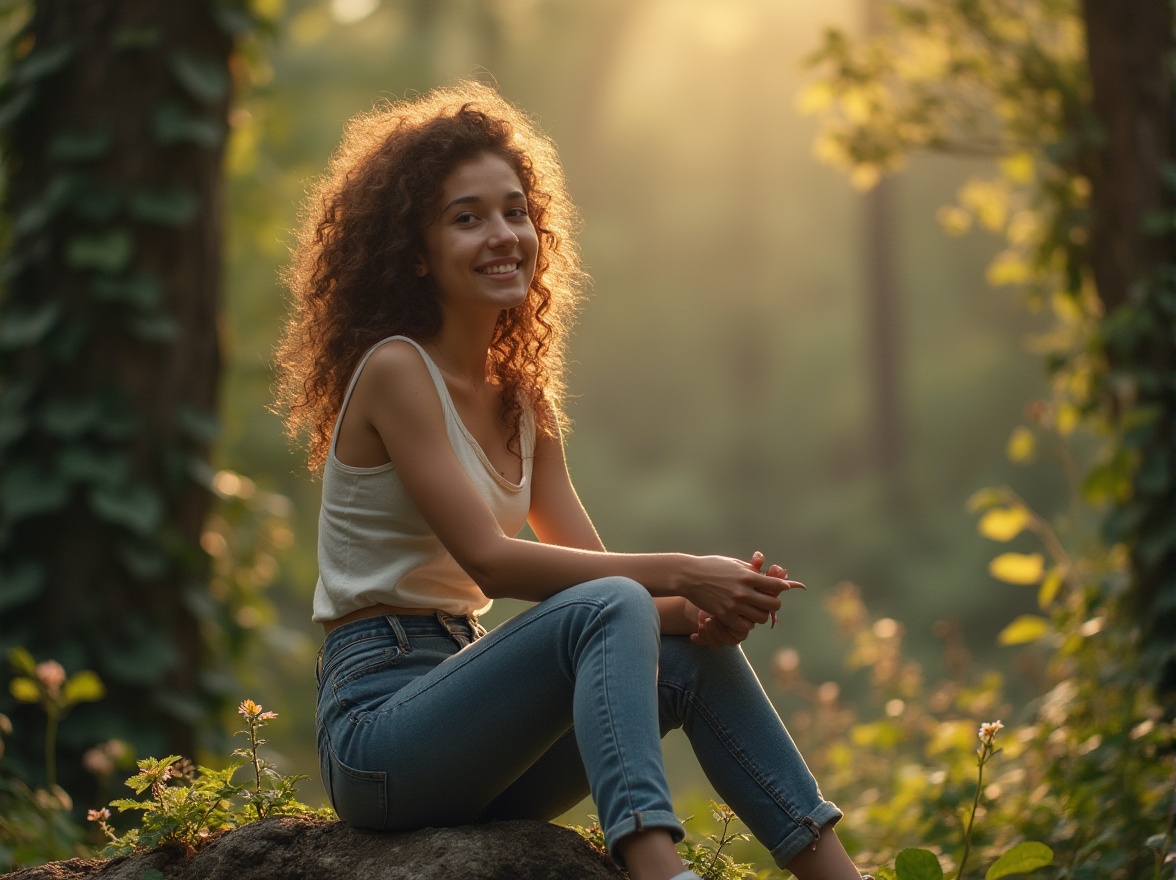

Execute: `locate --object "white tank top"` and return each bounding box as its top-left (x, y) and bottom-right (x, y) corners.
top-left (311, 336), bottom-right (534, 622)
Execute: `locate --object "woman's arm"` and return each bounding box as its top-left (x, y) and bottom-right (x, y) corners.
top-left (352, 341), bottom-right (785, 629)
top-left (528, 422), bottom-right (701, 636)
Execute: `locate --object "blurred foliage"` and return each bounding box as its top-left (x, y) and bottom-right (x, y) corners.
top-left (804, 0), bottom-right (1176, 703)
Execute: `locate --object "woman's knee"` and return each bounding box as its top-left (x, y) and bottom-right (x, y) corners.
top-left (567, 576), bottom-right (654, 613)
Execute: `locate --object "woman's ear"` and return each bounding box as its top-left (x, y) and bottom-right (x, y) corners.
top-left (415, 256), bottom-right (428, 277)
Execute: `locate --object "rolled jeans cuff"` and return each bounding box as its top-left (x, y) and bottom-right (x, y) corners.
top-left (604, 809), bottom-right (686, 864)
top-left (767, 800), bottom-right (844, 867)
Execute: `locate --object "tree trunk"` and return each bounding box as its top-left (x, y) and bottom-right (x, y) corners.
top-left (0, 0), bottom-right (233, 799)
top-left (1081, 0), bottom-right (1176, 706)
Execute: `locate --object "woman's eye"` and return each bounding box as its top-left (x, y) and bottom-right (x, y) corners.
top-left (507, 207), bottom-right (530, 219)
top-left (454, 212), bottom-right (479, 225)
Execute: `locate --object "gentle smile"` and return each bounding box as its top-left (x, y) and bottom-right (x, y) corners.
top-left (477, 262), bottom-right (519, 275)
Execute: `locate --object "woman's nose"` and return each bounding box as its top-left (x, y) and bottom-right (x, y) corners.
top-left (487, 215), bottom-right (518, 247)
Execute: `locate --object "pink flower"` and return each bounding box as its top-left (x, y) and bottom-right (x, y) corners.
top-left (87, 808), bottom-right (110, 822)
top-left (35, 661), bottom-right (66, 697)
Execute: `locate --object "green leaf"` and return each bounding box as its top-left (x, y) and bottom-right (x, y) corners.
top-left (895, 848), bottom-right (943, 880)
top-left (998, 615), bottom-right (1051, 645)
top-left (113, 27), bottom-right (163, 49)
top-left (62, 670), bottom-right (105, 706)
top-left (985, 841), bottom-right (1054, 879)
top-left (92, 275), bottom-right (161, 309)
top-left (70, 177), bottom-right (122, 222)
top-left (127, 313), bottom-right (180, 342)
top-left (0, 301), bottom-right (62, 348)
top-left (177, 406), bottom-right (222, 443)
top-left (7, 646), bottom-right (37, 675)
top-left (169, 52), bottom-right (230, 103)
top-left (152, 102), bottom-right (224, 148)
top-left (2, 461), bottom-right (71, 520)
top-left (65, 229), bottom-right (135, 273)
top-left (49, 129), bottom-right (114, 162)
top-left (120, 538), bottom-right (170, 580)
top-left (1037, 568), bottom-right (1064, 609)
top-left (13, 175), bottom-right (74, 237)
top-left (0, 88), bottom-right (36, 127)
top-left (9, 677), bottom-right (40, 703)
top-left (88, 481), bottom-right (164, 536)
top-left (0, 561), bottom-right (45, 611)
top-left (966, 488), bottom-right (1005, 513)
top-left (129, 188), bottom-right (199, 227)
top-left (41, 396), bottom-right (105, 438)
top-left (13, 43), bottom-right (73, 85)
top-left (58, 446), bottom-right (131, 487)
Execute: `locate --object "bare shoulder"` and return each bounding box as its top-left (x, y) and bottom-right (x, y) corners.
top-left (349, 339), bottom-right (441, 424)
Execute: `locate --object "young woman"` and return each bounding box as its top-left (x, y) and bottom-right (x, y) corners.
top-left (276, 82), bottom-right (867, 880)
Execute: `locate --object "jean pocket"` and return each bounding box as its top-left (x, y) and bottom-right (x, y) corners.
top-left (319, 731), bottom-right (388, 830)
top-left (329, 643), bottom-right (408, 718)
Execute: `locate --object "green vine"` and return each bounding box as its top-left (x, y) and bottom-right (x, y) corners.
top-left (0, 0), bottom-right (276, 798)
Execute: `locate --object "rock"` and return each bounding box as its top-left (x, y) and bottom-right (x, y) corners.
top-left (2, 817), bottom-right (625, 880)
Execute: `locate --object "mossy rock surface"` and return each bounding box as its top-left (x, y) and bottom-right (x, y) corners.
top-left (3, 817), bottom-right (624, 880)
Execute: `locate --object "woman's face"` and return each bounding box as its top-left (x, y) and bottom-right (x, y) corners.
top-left (419, 152), bottom-right (539, 317)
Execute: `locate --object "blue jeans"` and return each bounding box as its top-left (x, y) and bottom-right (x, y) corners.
top-left (315, 577), bottom-right (841, 866)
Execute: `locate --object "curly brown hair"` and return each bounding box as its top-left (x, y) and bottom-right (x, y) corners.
top-left (274, 82), bottom-right (585, 472)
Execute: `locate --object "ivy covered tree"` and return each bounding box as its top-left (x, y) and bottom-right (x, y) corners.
top-left (805, 0), bottom-right (1175, 707)
top-left (0, 0), bottom-right (264, 801)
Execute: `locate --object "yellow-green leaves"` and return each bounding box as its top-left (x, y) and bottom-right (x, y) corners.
top-left (989, 552), bottom-right (1045, 584)
top-left (984, 841), bottom-right (1054, 878)
top-left (979, 507), bottom-right (1030, 542)
top-left (1006, 426), bottom-right (1035, 463)
top-left (998, 614), bottom-right (1050, 645)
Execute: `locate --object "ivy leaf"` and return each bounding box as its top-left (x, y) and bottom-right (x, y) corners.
top-left (41, 395), bottom-right (105, 438)
top-left (120, 538), bottom-right (169, 580)
top-left (127, 313), bottom-right (180, 342)
top-left (0, 88), bottom-right (35, 127)
top-left (13, 42), bottom-right (74, 85)
top-left (13, 175), bottom-right (74, 237)
top-left (2, 461), bottom-right (71, 520)
top-left (894, 848), bottom-right (943, 880)
top-left (58, 446), bottom-right (131, 488)
top-left (0, 300), bottom-right (61, 349)
top-left (177, 406), bottom-right (222, 443)
top-left (113, 27), bottom-right (163, 50)
top-left (65, 229), bottom-right (135, 273)
top-left (169, 51), bottom-right (230, 103)
top-left (88, 481), bottom-right (164, 536)
top-left (985, 841), bottom-right (1054, 879)
top-left (998, 615), bottom-right (1051, 645)
top-left (152, 101), bottom-right (224, 148)
top-left (70, 177), bottom-right (122, 222)
top-left (92, 275), bottom-right (161, 309)
top-left (0, 561), bottom-right (45, 611)
top-left (50, 129), bottom-right (114, 162)
top-left (988, 552), bottom-right (1044, 584)
top-left (129, 187), bottom-right (199, 227)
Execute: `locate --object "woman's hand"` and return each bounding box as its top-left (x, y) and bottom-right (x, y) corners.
top-left (679, 551), bottom-right (804, 636)
top-left (686, 551), bottom-right (805, 646)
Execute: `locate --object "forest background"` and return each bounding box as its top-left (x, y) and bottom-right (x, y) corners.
top-left (1, 0), bottom-right (1171, 877)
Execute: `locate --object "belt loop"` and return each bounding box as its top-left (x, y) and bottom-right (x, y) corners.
top-left (384, 613), bottom-right (413, 655)
top-left (315, 643), bottom-right (325, 686)
top-left (468, 615), bottom-right (486, 640)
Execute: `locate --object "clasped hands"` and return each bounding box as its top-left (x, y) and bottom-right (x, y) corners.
top-left (688, 550), bottom-right (805, 648)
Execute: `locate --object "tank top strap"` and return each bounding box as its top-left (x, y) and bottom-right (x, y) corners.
top-left (329, 335), bottom-right (450, 459)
